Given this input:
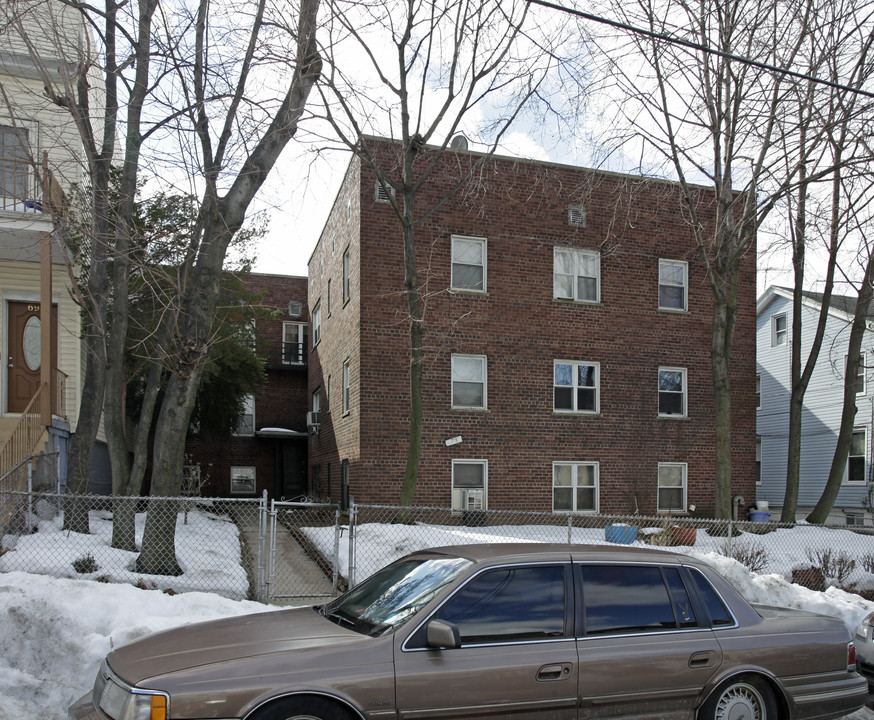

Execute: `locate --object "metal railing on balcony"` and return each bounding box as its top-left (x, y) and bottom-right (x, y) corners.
top-left (0, 156), bottom-right (43, 213)
top-left (262, 341), bottom-right (308, 369)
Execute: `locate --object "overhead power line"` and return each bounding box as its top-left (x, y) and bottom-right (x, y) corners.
top-left (526, 0), bottom-right (874, 101)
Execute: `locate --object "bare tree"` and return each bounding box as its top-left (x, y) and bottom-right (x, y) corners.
top-left (6, 0), bottom-right (322, 573)
top-left (590, 0), bottom-right (874, 517)
top-left (314, 0), bottom-right (587, 505)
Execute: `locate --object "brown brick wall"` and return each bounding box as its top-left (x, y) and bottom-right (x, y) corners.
top-left (309, 141), bottom-right (756, 516)
top-left (184, 273), bottom-right (310, 498)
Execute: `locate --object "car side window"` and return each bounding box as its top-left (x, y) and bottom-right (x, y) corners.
top-left (431, 565), bottom-right (567, 645)
top-left (581, 565), bottom-right (696, 635)
top-left (688, 569), bottom-right (733, 627)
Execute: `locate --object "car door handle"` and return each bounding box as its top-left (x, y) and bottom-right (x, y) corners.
top-left (537, 663), bottom-right (572, 681)
top-left (689, 651), bottom-right (715, 668)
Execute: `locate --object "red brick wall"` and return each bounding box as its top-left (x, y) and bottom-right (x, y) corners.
top-left (310, 141), bottom-right (756, 516)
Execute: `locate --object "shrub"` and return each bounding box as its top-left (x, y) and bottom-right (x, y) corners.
top-left (806, 548), bottom-right (856, 588)
top-left (721, 540), bottom-right (769, 573)
top-left (72, 553), bottom-right (99, 574)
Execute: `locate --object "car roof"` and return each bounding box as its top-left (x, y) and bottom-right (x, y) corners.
top-left (415, 542), bottom-right (693, 566)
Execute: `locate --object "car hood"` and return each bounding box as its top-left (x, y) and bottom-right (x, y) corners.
top-left (108, 607), bottom-right (356, 685)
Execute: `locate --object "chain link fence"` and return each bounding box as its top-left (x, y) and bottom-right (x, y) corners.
top-left (4, 490), bottom-right (874, 603)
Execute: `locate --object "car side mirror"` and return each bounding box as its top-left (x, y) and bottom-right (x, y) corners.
top-left (426, 619), bottom-right (461, 649)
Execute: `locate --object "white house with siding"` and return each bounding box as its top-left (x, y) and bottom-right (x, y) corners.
top-left (0, 1), bottom-right (91, 489)
top-left (756, 286), bottom-right (873, 525)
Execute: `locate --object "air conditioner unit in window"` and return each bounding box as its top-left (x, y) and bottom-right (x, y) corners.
top-left (462, 488), bottom-right (484, 511)
top-left (306, 411), bottom-right (320, 427)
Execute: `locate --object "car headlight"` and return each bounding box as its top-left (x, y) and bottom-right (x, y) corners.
top-left (855, 612), bottom-right (874, 643)
top-left (93, 659), bottom-right (169, 720)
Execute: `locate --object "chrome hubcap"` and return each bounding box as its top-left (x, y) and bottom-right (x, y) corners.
top-left (715, 683), bottom-right (765, 720)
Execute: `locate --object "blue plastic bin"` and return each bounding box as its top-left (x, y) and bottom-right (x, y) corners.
top-left (605, 524), bottom-right (638, 544)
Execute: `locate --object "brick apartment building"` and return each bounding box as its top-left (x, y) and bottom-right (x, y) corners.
top-left (183, 273), bottom-right (310, 499)
top-left (306, 138), bottom-right (757, 516)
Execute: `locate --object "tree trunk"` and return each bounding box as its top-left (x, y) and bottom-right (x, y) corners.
top-left (711, 299), bottom-right (733, 519)
top-left (806, 257), bottom-right (874, 523)
top-left (399, 217), bottom-right (423, 509)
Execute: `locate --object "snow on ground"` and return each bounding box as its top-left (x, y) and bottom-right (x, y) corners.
top-left (4, 508), bottom-right (874, 719)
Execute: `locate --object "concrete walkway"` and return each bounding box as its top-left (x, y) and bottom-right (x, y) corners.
top-left (236, 506), bottom-right (336, 606)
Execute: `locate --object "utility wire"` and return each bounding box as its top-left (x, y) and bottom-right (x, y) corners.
top-left (527, 0), bottom-right (874, 101)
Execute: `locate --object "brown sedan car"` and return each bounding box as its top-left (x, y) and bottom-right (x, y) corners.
top-left (68, 543), bottom-right (868, 720)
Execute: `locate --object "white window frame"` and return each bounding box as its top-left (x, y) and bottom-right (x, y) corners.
top-left (451, 459), bottom-right (488, 511)
top-left (312, 301), bottom-right (322, 347)
top-left (771, 313), bottom-right (787, 347)
top-left (553, 360), bottom-right (600, 414)
top-left (658, 367), bottom-right (687, 418)
top-left (343, 247), bottom-right (351, 304)
top-left (658, 259), bottom-right (688, 312)
top-left (233, 394), bottom-right (255, 436)
top-left (342, 358), bottom-right (351, 415)
top-left (313, 387), bottom-right (321, 414)
top-left (282, 321), bottom-right (307, 365)
top-left (553, 247), bottom-right (600, 303)
top-left (450, 235), bottom-right (487, 293)
top-left (657, 462), bottom-right (687, 513)
top-left (326, 278), bottom-right (332, 316)
top-left (451, 354), bottom-right (488, 410)
top-left (847, 427), bottom-right (867, 485)
top-left (230, 466), bottom-right (256, 495)
top-left (756, 373), bottom-right (761, 410)
top-left (552, 461), bottom-right (599, 513)
top-left (0, 123), bottom-right (32, 202)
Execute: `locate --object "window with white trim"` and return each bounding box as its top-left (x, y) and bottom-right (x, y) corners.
top-left (312, 301), bottom-right (322, 347)
top-left (658, 260), bottom-right (688, 311)
top-left (233, 394), bottom-right (255, 436)
top-left (312, 388), bottom-right (321, 415)
top-left (327, 278), bottom-right (332, 315)
top-left (452, 354), bottom-right (487, 409)
top-left (342, 359), bottom-right (351, 415)
top-left (554, 247), bottom-right (600, 303)
top-left (554, 361), bottom-right (599, 413)
top-left (451, 236), bottom-right (487, 292)
top-left (343, 247), bottom-right (351, 304)
top-left (756, 373), bottom-right (761, 409)
top-left (553, 462), bottom-right (598, 513)
top-left (451, 460), bottom-right (487, 511)
top-left (771, 313), bottom-right (787, 347)
top-left (0, 124), bottom-right (29, 200)
top-left (657, 463), bottom-right (687, 512)
top-left (230, 466), bottom-right (256, 495)
top-left (848, 428), bottom-right (867, 484)
top-left (282, 321), bottom-right (307, 364)
top-left (658, 367), bottom-right (687, 417)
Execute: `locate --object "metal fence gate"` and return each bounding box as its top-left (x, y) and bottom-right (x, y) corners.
top-left (256, 494), bottom-right (343, 604)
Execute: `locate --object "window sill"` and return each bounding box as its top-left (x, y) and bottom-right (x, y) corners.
top-left (658, 414), bottom-right (689, 420)
top-left (553, 298), bottom-right (602, 307)
top-left (451, 407), bottom-right (490, 413)
top-left (657, 307), bottom-right (690, 315)
top-left (553, 411), bottom-right (601, 418)
top-left (449, 288), bottom-right (488, 297)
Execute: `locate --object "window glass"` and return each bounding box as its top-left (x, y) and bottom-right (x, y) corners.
top-left (452, 355), bottom-right (486, 409)
top-left (582, 565), bottom-right (679, 635)
top-left (663, 568), bottom-right (696, 627)
top-left (452, 460), bottom-right (486, 511)
top-left (849, 429), bottom-right (866, 484)
top-left (657, 463), bottom-right (686, 512)
top-left (554, 247), bottom-right (599, 303)
top-left (554, 361), bottom-right (598, 413)
top-left (0, 125), bottom-right (29, 198)
top-left (688, 569), bottom-right (733, 626)
top-left (772, 313), bottom-right (787, 347)
top-left (658, 260), bottom-right (687, 310)
top-left (553, 462), bottom-right (598, 513)
top-left (658, 368), bottom-right (686, 416)
top-left (434, 565), bottom-right (566, 644)
top-left (451, 236), bottom-right (486, 292)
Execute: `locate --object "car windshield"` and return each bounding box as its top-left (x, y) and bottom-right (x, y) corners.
top-left (320, 554), bottom-right (472, 637)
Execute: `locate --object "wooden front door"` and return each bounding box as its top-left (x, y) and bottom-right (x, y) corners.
top-left (7, 300), bottom-right (58, 413)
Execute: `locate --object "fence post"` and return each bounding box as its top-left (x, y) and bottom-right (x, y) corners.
top-left (332, 508), bottom-right (341, 596)
top-left (727, 519), bottom-right (733, 556)
top-left (256, 491), bottom-right (267, 603)
top-left (267, 499), bottom-right (278, 602)
top-left (567, 515), bottom-right (573, 544)
top-left (348, 499), bottom-right (357, 589)
top-left (26, 459), bottom-right (33, 534)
